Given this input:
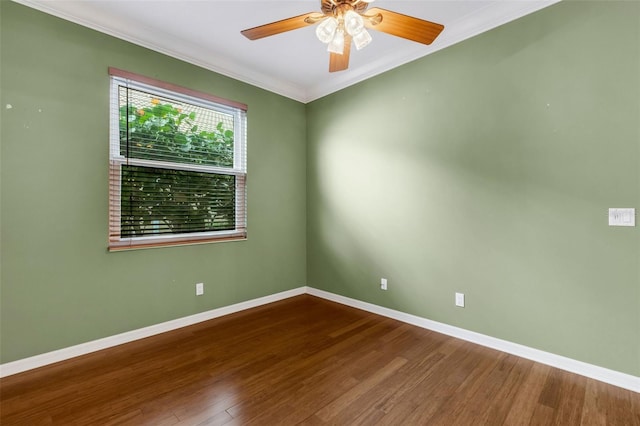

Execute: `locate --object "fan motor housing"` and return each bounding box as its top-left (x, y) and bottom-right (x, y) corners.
top-left (321, 0), bottom-right (369, 16)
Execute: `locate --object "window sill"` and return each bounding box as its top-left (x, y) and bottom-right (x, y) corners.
top-left (108, 234), bottom-right (247, 252)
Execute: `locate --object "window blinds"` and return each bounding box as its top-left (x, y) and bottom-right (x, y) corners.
top-left (108, 68), bottom-right (247, 250)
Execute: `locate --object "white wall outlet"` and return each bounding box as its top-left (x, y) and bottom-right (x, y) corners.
top-left (609, 208), bottom-right (635, 226)
top-left (196, 282), bottom-right (204, 296)
top-left (455, 292), bottom-right (465, 307)
top-left (380, 278), bottom-right (388, 291)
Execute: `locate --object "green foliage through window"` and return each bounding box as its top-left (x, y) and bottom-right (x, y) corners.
top-left (121, 165), bottom-right (236, 237)
top-left (119, 90), bottom-right (235, 167)
top-left (117, 87), bottom-right (238, 238)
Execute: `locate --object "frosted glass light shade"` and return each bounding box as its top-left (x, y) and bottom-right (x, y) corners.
top-left (327, 29), bottom-right (345, 54)
top-left (316, 17), bottom-right (338, 43)
top-left (344, 10), bottom-right (364, 36)
top-left (352, 28), bottom-right (372, 50)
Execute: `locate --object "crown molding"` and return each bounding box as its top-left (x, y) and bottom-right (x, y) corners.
top-left (11, 0), bottom-right (309, 102)
top-left (12, 0), bottom-right (561, 104)
top-left (304, 0), bottom-right (562, 102)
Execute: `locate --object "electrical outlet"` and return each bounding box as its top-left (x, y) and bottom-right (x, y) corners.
top-left (455, 292), bottom-right (465, 307)
top-left (196, 282), bottom-right (204, 296)
top-left (380, 278), bottom-right (388, 291)
top-left (609, 208), bottom-right (635, 226)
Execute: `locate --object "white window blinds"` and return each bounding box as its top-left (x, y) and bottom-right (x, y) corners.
top-left (108, 68), bottom-right (247, 251)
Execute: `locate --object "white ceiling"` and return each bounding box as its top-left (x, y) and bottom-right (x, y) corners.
top-left (14, 0), bottom-right (560, 103)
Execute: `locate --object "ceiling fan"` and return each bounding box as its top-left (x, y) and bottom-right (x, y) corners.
top-left (241, 0), bottom-right (445, 73)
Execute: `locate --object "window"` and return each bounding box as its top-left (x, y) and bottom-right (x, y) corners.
top-left (108, 68), bottom-right (247, 250)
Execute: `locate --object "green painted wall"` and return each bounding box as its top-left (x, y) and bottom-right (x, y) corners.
top-left (307, 1), bottom-right (639, 376)
top-left (1, 0), bottom-right (639, 379)
top-left (0, 2), bottom-right (306, 363)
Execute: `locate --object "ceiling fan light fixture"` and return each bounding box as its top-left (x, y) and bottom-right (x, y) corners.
top-left (327, 28), bottom-right (345, 54)
top-left (241, 0), bottom-right (445, 73)
top-left (316, 17), bottom-right (338, 43)
top-left (352, 28), bottom-right (372, 50)
top-left (344, 10), bottom-right (365, 36)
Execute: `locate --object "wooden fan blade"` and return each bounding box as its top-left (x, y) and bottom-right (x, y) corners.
top-left (329, 34), bottom-right (352, 72)
top-left (364, 7), bottom-right (444, 45)
top-left (241, 12), bottom-right (321, 40)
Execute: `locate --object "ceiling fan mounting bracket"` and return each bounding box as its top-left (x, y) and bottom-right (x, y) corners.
top-left (321, 0), bottom-right (369, 16)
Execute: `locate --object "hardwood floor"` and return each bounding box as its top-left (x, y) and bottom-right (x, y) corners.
top-left (1, 295), bottom-right (638, 425)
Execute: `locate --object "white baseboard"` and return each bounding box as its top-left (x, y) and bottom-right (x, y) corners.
top-left (2, 285), bottom-right (638, 394)
top-left (306, 287), bottom-right (640, 394)
top-left (0, 287), bottom-right (306, 378)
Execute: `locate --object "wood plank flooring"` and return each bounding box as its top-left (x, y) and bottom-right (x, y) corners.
top-left (1, 295), bottom-right (638, 425)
